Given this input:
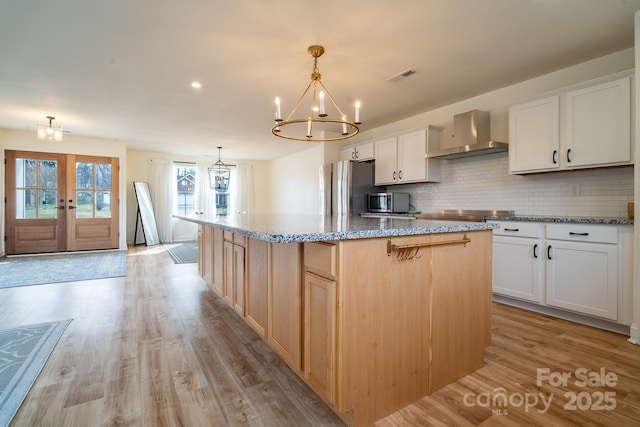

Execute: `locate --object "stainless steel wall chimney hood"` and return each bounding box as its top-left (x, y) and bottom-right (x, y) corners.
top-left (426, 110), bottom-right (508, 159)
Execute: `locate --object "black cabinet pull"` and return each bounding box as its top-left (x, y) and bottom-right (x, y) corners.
top-left (393, 171), bottom-right (396, 180)
top-left (547, 245), bottom-right (552, 260)
top-left (504, 228), bottom-right (519, 232)
top-left (552, 150), bottom-right (557, 164)
top-left (398, 170), bottom-right (403, 180)
top-left (569, 232), bottom-right (589, 236)
top-left (567, 149), bottom-right (572, 163)
top-left (533, 244), bottom-right (538, 258)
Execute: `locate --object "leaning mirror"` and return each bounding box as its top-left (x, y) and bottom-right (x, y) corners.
top-left (133, 181), bottom-right (160, 246)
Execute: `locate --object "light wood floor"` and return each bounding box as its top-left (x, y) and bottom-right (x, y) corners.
top-left (1, 245), bottom-right (639, 426)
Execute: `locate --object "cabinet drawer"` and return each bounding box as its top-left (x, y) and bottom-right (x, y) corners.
top-left (304, 242), bottom-right (337, 278)
top-left (233, 233), bottom-right (247, 246)
top-left (546, 223), bottom-right (618, 244)
top-left (492, 221), bottom-right (542, 238)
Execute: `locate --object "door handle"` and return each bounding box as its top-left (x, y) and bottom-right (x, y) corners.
top-left (567, 149), bottom-right (572, 163)
top-left (393, 171), bottom-right (396, 180)
top-left (504, 228), bottom-right (519, 232)
top-left (569, 232), bottom-right (589, 236)
top-left (57, 205), bottom-right (65, 210)
top-left (547, 245), bottom-right (552, 260)
top-left (552, 150), bottom-right (557, 164)
top-left (68, 205), bottom-right (76, 210)
top-left (398, 170), bottom-right (403, 180)
top-left (533, 244), bottom-right (538, 258)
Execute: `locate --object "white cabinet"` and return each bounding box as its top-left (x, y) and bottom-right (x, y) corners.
top-left (545, 224), bottom-right (618, 321)
top-left (492, 222), bottom-right (544, 303)
top-left (374, 127), bottom-right (441, 185)
top-left (492, 221), bottom-right (633, 325)
top-left (509, 96), bottom-right (560, 173)
top-left (509, 73), bottom-right (632, 174)
top-left (564, 77), bottom-right (631, 168)
top-left (339, 141), bottom-right (374, 162)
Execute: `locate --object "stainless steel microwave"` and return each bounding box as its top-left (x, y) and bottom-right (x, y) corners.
top-left (368, 192), bottom-right (410, 213)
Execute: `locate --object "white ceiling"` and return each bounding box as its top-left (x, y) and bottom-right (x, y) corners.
top-left (1, 0), bottom-right (640, 160)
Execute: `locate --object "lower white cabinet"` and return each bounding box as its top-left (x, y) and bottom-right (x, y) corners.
top-left (492, 222), bottom-right (543, 303)
top-left (492, 221), bottom-right (632, 324)
top-left (545, 224), bottom-right (618, 321)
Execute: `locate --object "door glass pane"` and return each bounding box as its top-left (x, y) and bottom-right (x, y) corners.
top-left (96, 191), bottom-right (112, 218)
top-left (38, 160), bottom-right (57, 188)
top-left (16, 189), bottom-right (36, 218)
top-left (15, 158), bottom-right (36, 187)
top-left (38, 190), bottom-right (58, 219)
top-left (76, 191), bottom-right (94, 218)
top-left (76, 162), bottom-right (93, 189)
top-left (95, 164), bottom-right (112, 190)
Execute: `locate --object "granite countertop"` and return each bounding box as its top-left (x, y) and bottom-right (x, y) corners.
top-left (485, 215), bottom-right (633, 225)
top-left (174, 213), bottom-right (497, 243)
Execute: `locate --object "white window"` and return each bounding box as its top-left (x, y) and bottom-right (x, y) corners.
top-left (173, 162), bottom-right (196, 215)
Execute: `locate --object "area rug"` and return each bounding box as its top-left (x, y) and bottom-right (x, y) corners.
top-left (0, 319), bottom-right (72, 427)
top-left (164, 242), bottom-right (198, 264)
top-left (0, 251), bottom-right (127, 289)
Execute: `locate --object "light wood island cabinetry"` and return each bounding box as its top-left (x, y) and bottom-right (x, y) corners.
top-left (187, 215), bottom-right (494, 427)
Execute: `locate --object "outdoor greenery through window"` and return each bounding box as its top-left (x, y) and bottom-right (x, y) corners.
top-left (15, 158), bottom-right (58, 219)
top-left (175, 163), bottom-right (196, 215)
top-left (76, 161), bottom-right (112, 218)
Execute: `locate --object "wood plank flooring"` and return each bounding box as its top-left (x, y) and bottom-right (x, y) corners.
top-left (1, 245), bottom-right (639, 426)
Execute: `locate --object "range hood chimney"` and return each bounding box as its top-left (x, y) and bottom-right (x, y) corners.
top-left (427, 110), bottom-right (508, 159)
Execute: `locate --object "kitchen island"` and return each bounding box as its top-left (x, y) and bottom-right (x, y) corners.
top-left (175, 213), bottom-right (497, 426)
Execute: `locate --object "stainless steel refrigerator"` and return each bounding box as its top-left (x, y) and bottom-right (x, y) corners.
top-left (319, 160), bottom-right (381, 215)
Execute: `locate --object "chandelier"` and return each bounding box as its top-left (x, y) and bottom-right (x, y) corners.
top-left (37, 116), bottom-right (63, 141)
top-left (208, 146), bottom-right (231, 192)
top-left (272, 45), bottom-right (361, 142)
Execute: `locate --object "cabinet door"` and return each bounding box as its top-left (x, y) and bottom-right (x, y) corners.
top-left (546, 240), bottom-right (618, 320)
top-left (565, 76), bottom-right (631, 168)
top-left (268, 243), bottom-right (303, 372)
top-left (355, 142), bottom-right (374, 161)
top-left (397, 129), bottom-right (427, 183)
top-left (509, 95), bottom-right (560, 173)
top-left (212, 228), bottom-right (224, 295)
top-left (493, 236), bottom-right (543, 303)
top-left (374, 136), bottom-right (398, 185)
top-left (304, 272), bottom-right (336, 405)
top-left (223, 240), bottom-right (234, 305)
top-left (246, 238), bottom-right (268, 338)
top-left (202, 226), bottom-right (214, 290)
top-left (233, 244), bottom-right (245, 316)
top-left (339, 147), bottom-right (355, 161)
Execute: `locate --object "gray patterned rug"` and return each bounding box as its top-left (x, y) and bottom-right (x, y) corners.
top-left (164, 242), bottom-right (198, 264)
top-left (0, 251), bottom-right (127, 289)
top-left (0, 319), bottom-right (72, 427)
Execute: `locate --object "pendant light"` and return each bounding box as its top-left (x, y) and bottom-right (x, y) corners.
top-left (208, 147), bottom-right (231, 192)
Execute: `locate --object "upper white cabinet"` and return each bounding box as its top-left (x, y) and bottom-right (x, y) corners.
top-left (374, 127), bottom-right (442, 185)
top-left (339, 141), bottom-right (374, 162)
top-left (509, 73), bottom-right (632, 174)
top-left (565, 77), bottom-right (631, 168)
top-left (509, 95), bottom-right (560, 173)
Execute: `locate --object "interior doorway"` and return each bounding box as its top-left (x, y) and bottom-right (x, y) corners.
top-left (4, 150), bottom-right (119, 254)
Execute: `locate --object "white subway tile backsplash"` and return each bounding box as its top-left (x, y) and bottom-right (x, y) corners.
top-left (395, 152), bottom-right (633, 217)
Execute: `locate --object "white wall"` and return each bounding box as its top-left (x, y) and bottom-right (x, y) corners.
top-left (126, 148), bottom-right (272, 244)
top-left (0, 129), bottom-right (128, 254)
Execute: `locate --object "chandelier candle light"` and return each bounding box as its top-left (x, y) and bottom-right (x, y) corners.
top-left (272, 45), bottom-right (361, 142)
top-left (37, 116), bottom-right (63, 141)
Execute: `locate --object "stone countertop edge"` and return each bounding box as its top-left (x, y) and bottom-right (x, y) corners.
top-left (485, 215), bottom-right (634, 225)
top-left (174, 214), bottom-right (498, 244)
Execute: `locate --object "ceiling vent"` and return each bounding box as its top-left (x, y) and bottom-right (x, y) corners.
top-left (387, 68), bottom-right (416, 82)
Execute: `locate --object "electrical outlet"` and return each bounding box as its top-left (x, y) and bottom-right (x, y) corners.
top-left (570, 184), bottom-right (580, 196)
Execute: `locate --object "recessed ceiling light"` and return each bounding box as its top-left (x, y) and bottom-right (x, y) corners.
top-left (191, 81), bottom-right (202, 89)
